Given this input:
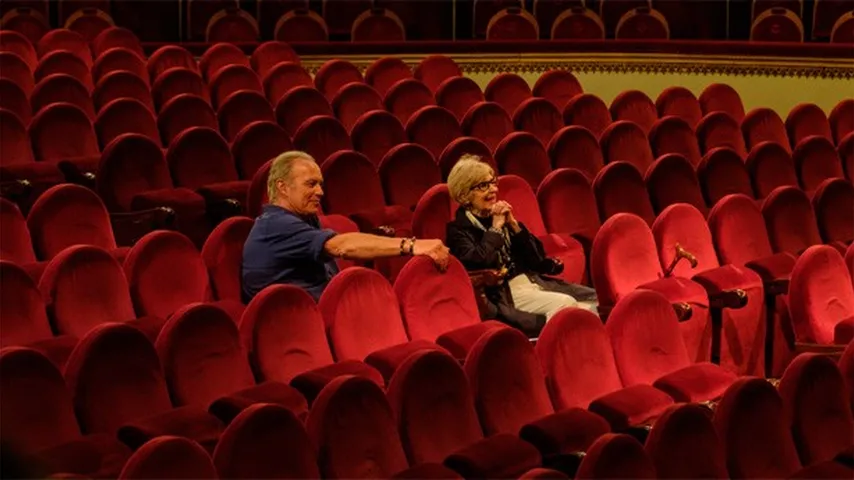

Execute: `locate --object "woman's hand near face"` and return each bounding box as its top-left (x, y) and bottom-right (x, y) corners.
top-left (493, 201), bottom-right (520, 233)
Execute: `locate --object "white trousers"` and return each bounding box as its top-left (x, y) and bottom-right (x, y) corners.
top-left (508, 274), bottom-right (597, 320)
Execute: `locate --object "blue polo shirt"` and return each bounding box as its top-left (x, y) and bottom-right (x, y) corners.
top-left (242, 205), bottom-right (339, 302)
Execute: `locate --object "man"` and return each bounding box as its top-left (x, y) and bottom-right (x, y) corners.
top-left (242, 150), bottom-right (451, 302)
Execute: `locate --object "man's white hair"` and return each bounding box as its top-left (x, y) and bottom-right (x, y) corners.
top-left (267, 150), bottom-right (316, 202)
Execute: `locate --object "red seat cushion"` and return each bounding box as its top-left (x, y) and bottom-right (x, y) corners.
top-left (691, 264), bottom-right (763, 293)
top-left (435, 321), bottom-right (507, 361)
top-left (834, 316), bottom-right (854, 344)
top-left (653, 362), bottom-right (737, 403)
top-left (117, 405), bottom-right (224, 452)
top-left (588, 384), bottom-right (675, 431)
top-left (444, 433), bottom-right (542, 480)
top-left (208, 381), bottom-right (309, 423)
top-left (26, 334), bottom-right (79, 369)
top-left (290, 359), bottom-right (385, 404)
top-left (745, 252), bottom-right (797, 283)
top-left (35, 433), bottom-right (130, 478)
top-left (519, 407), bottom-right (611, 456)
top-left (196, 180), bottom-right (251, 203)
top-left (364, 339), bottom-right (447, 381)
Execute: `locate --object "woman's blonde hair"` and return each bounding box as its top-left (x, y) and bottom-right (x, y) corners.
top-left (447, 154), bottom-right (495, 205)
top-left (267, 150), bottom-right (316, 202)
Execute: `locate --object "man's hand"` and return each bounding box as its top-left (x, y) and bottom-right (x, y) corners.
top-left (413, 239), bottom-right (451, 272)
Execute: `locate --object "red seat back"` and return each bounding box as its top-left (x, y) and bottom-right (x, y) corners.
top-left (495, 132), bottom-right (552, 189)
top-left (592, 161), bottom-right (655, 225)
top-left (591, 213), bottom-right (662, 306)
top-left (121, 436), bottom-right (216, 480)
top-left (0, 261), bottom-right (52, 347)
top-left (696, 147), bottom-right (753, 206)
top-left (746, 141), bottom-right (799, 199)
top-left (484, 72), bottom-right (532, 116)
top-left (649, 115), bottom-right (701, 167)
top-left (600, 120), bottom-right (654, 174)
top-left (547, 126), bottom-right (604, 180)
top-left (610, 89), bottom-right (657, 135)
top-left (379, 143), bottom-right (441, 210)
top-left (166, 126), bottom-right (238, 189)
top-left (708, 194), bottom-right (775, 267)
top-left (383, 78), bottom-right (435, 125)
top-left (788, 246), bottom-right (854, 344)
top-left (644, 404), bottom-right (727, 479)
top-left (96, 133), bottom-right (174, 212)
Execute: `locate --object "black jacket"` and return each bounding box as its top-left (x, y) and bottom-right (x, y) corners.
top-left (446, 207), bottom-right (561, 336)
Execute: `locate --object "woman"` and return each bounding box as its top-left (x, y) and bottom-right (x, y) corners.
top-left (446, 155), bottom-right (597, 336)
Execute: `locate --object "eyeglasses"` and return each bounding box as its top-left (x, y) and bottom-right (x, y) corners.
top-left (471, 178), bottom-right (497, 192)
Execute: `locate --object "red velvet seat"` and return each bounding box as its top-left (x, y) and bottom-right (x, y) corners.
top-left (485, 72), bottom-right (532, 117)
top-left (649, 115), bottom-right (702, 167)
top-left (350, 109), bottom-right (406, 166)
top-left (0, 77), bottom-right (32, 125)
top-left (0, 198), bottom-right (40, 271)
top-left (321, 150), bottom-right (412, 234)
top-left (64, 323), bottom-right (224, 450)
top-left (365, 57), bottom-right (412, 97)
top-left (606, 289), bottom-right (737, 402)
top-left (2, 7), bottom-right (50, 45)
top-left (205, 8), bottom-right (260, 43)
top-left (201, 216), bottom-right (252, 305)
top-left (461, 101), bottom-right (514, 153)
top-left (697, 111), bottom-right (748, 158)
top-left (165, 126), bottom-right (249, 206)
top-left (546, 126), bottom-right (603, 180)
top-left (609, 89), bottom-right (657, 135)
top-left (29, 101), bottom-right (100, 173)
top-left (62, 6), bottom-right (115, 41)
top-left (600, 120), bottom-right (655, 174)
top-left (124, 230), bottom-right (239, 320)
top-left (498, 174), bottom-right (586, 284)
top-left (813, 178), bottom-right (854, 246)
top-left (746, 141), bottom-right (799, 199)
top-left (464, 327), bottom-right (611, 456)
top-left (592, 161), bottom-right (655, 225)
top-left (792, 135), bottom-right (845, 195)
top-left (436, 76), bottom-right (485, 122)
top-left (474, 0), bottom-right (524, 37)
top-left (405, 105), bottom-right (462, 159)
top-left (314, 58), bottom-right (364, 100)
top-left (93, 70), bottom-right (154, 113)
top-left (0, 108), bottom-right (63, 186)
top-left (513, 97), bottom-right (564, 148)
top-left (439, 136), bottom-right (495, 181)
top-left (119, 436), bottom-right (216, 480)
top-left (217, 89), bottom-right (275, 142)
top-left (27, 183), bottom-right (125, 260)
top-left (699, 83), bottom-right (745, 123)
top-left (486, 7), bottom-right (539, 40)
top-left (743, 107), bottom-right (791, 153)
top-left (240, 284), bottom-right (384, 402)
top-left (656, 86), bottom-right (702, 129)
top-left (209, 64), bottom-right (263, 110)
top-left (830, 98), bottom-right (853, 145)
top-left (532, 70), bottom-right (583, 111)
top-left (91, 26), bottom-right (143, 59)
top-left (0, 347), bottom-right (131, 477)
top-left (292, 115), bottom-right (352, 164)
top-left (151, 67), bottom-right (209, 113)
top-left (697, 147), bottom-right (754, 206)
top-left (250, 40), bottom-right (300, 79)
top-left (495, 132), bottom-right (552, 189)
top-left (185, 0), bottom-right (238, 41)
top-left (95, 98), bottom-right (159, 148)
top-left (788, 246), bottom-right (854, 345)
top-left (352, 8), bottom-right (406, 41)
top-left (155, 302), bottom-right (307, 425)
top-left (413, 54), bottom-right (461, 93)
top-left (592, 214), bottom-right (713, 363)
top-left (750, 7), bottom-right (804, 42)
top-left (245, 158), bottom-right (272, 217)
top-left (262, 61), bottom-right (312, 104)
top-left (274, 85), bottom-right (333, 138)
top-left (231, 120), bottom-right (292, 180)
top-left (762, 186), bottom-right (824, 255)
top-left (319, 267), bottom-right (444, 380)
top-left (384, 78), bottom-right (435, 125)
top-left (536, 308), bottom-right (674, 430)
top-left (839, 132), bottom-right (854, 180)
top-left (388, 350), bottom-right (541, 478)
top-left (31, 73), bottom-right (95, 120)
top-left (645, 154), bottom-right (707, 215)
top-left (34, 50), bottom-right (92, 92)
top-left (307, 375), bottom-right (425, 478)
top-left (652, 203), bottom-right (767, 375)
top-left (537, 168), bottom-right (602, 255)
top-left (563, 93), bottom-right (611, 140)
top-left (0, 29), bottom-right (39, 71)
top-left (412, 183), bottom-right (455, 241)
top-left (379, 143), bottom-right (441, 211)
top-left (0, 261), bottom-right (75, 366)
top-left (394, 256), bottom-right (506, 359)
top-left (615, 6), bottom-right (669, 39)
top-left (36, 28), bottom-right (92, 67)
top-left (643, 404), bottom-right (728, 479)
top-left (598, 0), bottom-right (648, 36)
top-left (199, 42), bottom-right (249, 81)
top-left (273, 8), bottom-right (330, 42)
top-left (211, 403), bottom-right (319, 478)
top-left (779, 353), bottom-right (854, 466)
top-left (786, 103), bottom-right (832, 148)
top-left (576, 433), bottom-right (656, 479)
top-left (0, 51), bottom-right (35, 95)
top-left (534, 0), bottom-right (585, 37)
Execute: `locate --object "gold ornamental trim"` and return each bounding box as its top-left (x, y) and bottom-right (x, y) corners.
top-left (299, 52), bottom-right (854, 79)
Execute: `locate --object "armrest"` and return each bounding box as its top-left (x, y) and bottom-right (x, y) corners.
top-left (0, 179), bottom-right (32, 202)
top-left (794, 342), bottom-right (845, 358)
top-left (205, 197), bottom-right (243, 223)
top-left (672, 302), bottom-right (693, 322)
top-left (468, 269), bottom-right (506, 288)
top-left (110, 207), bottom-right (176, 246)
top-left (707, 289), bottom-right (748, 310)
top-left (745, 253), bottom-right (796, 294)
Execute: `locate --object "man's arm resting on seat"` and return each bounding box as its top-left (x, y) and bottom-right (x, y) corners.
top-left (324, 232), bottom-right (449, 268)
